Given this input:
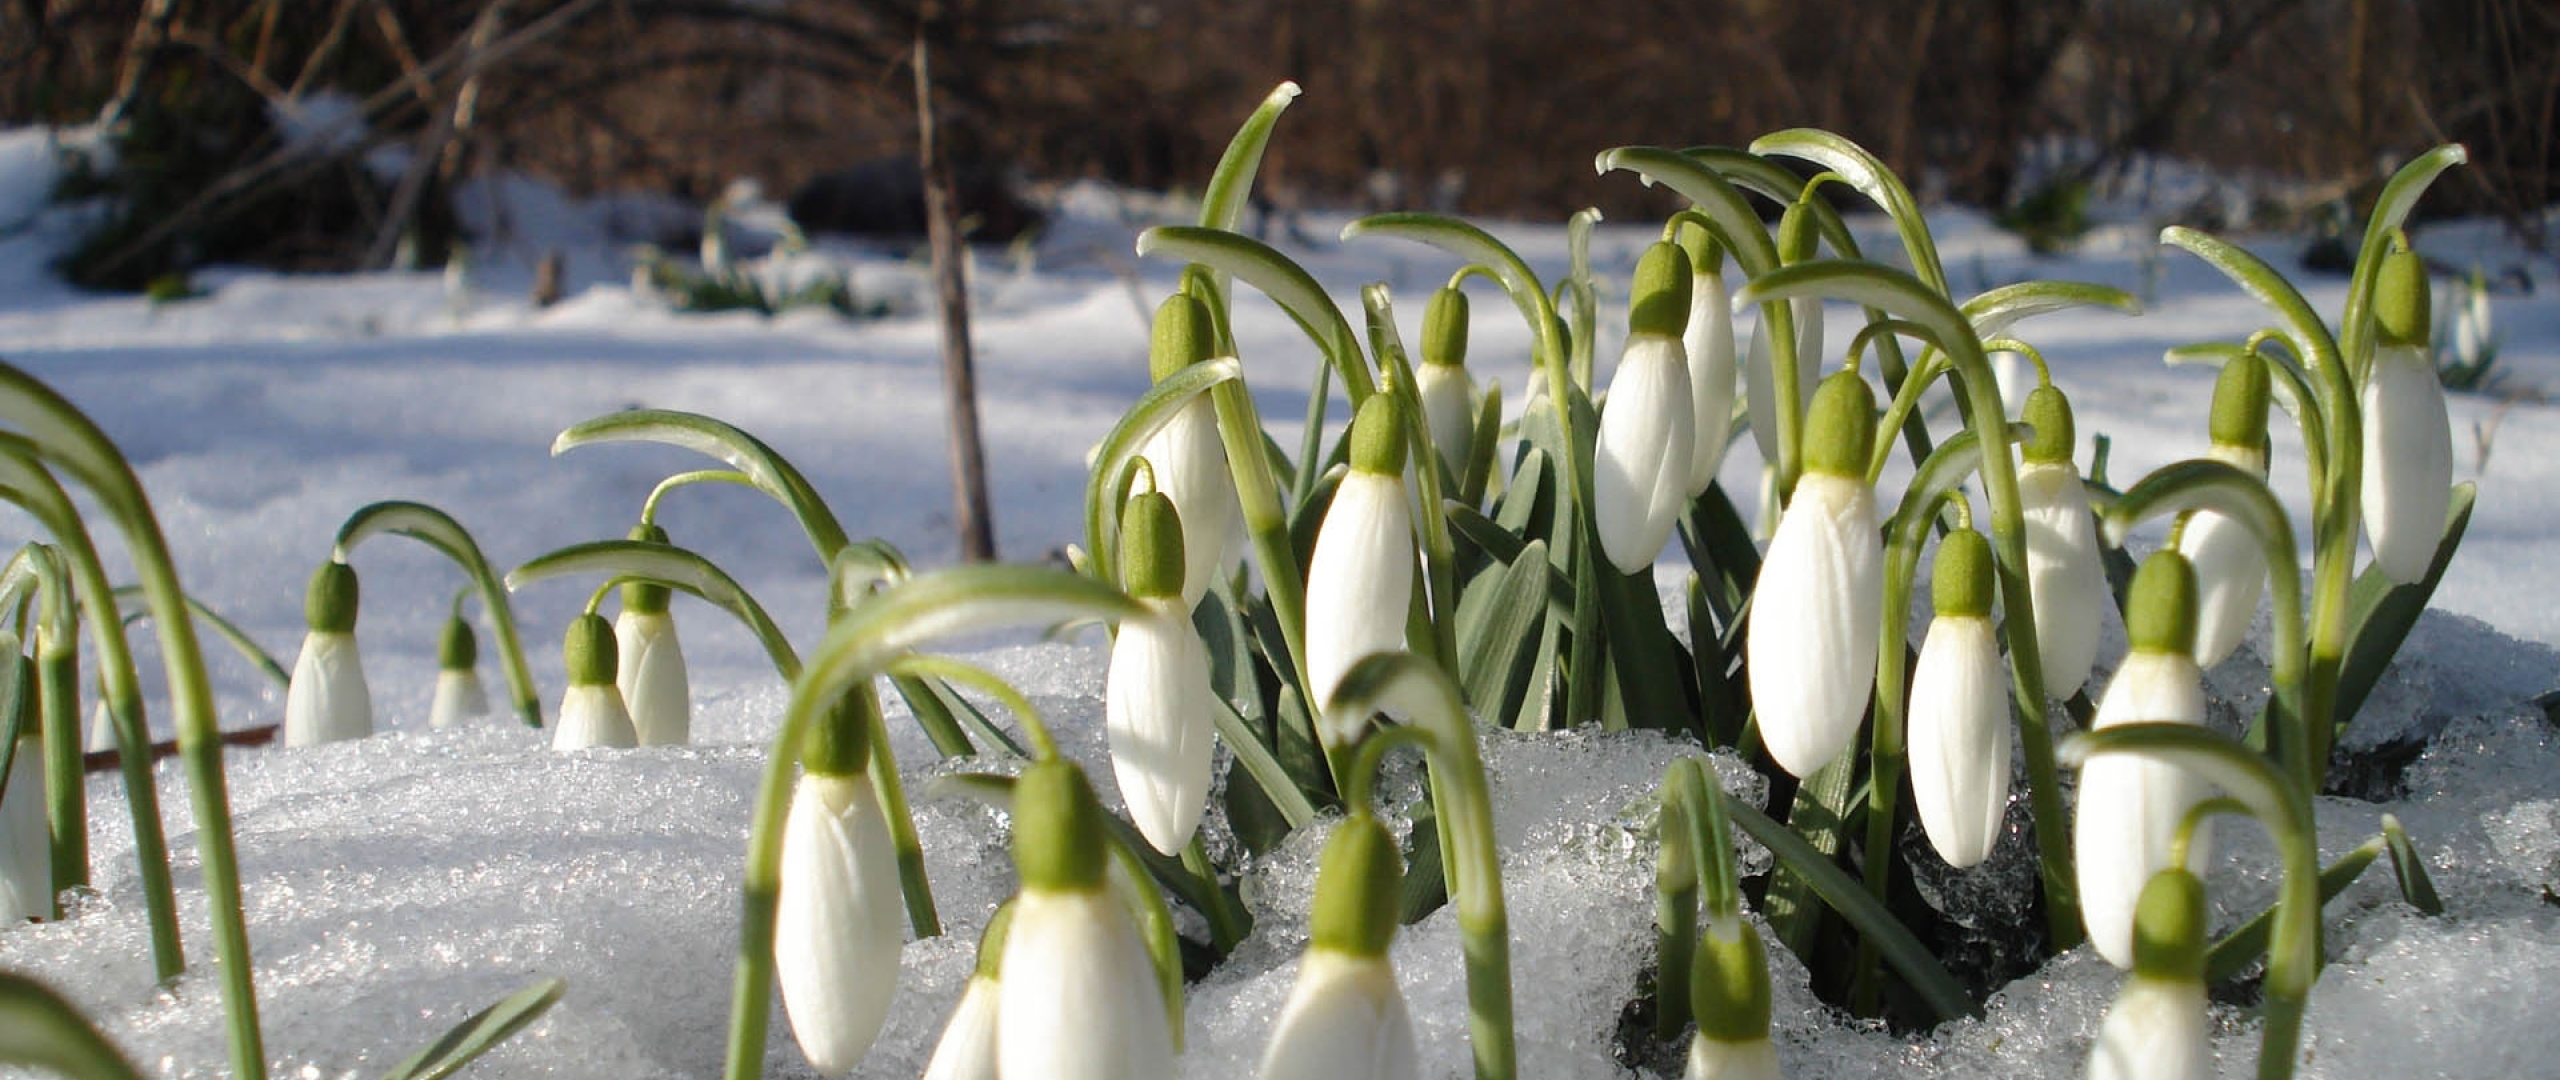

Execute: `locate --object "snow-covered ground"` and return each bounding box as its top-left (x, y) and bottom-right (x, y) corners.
top-left (0, 123), bottom-right (2557, 1079)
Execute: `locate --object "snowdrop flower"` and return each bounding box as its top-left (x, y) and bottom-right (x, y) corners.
top-left (1415, 286), bottom-right (1478, 482)
top-left (998, 759), bottom-right (1176, 1080)
top-left (615, 524), bottom-right (692, 745)
top-left (1681, 230), bottom-right (1740, 497)
top-left (428, 611), bottom-right (491, 729)
top-left (283, 561), bottom-right (372, 747)
top-left (2076, 551), bottom-right (2210, 969)
top-left (1907, 527), bottom-right (2011, 869)
top-left (1139, 293), bottom-right (1244, 608)
top-left (1106, 490), bottom-right (1216, 855)
top-left (1684, 914), bottom-right (1779, 1080)
top-left (1256, 814), bottom-right (1417, 1080)
top-left (551, 614), bottom-right (637, 750)
top-left (1593, 241), bottom-right (1697, 573)
top-left (1746, 371), bottom-right (1883, 778)
top-left (85, 695), bottom-right (114, 753)
top-left (2085, 869), bottom-right (2213, 1080)
top-left (920, 904), bottom-right (1014, 1080)
top-left (1744, 204), bottom-right (1824, 470)
top-left (1, 658), bottom-right (49, 922)
top-left (2362, 248), bottom-right (2454, 585)
top-left (775, 693), bottom-right (905, 1076)
top-left (2017, 385), bottom-right (2109, 697)
top-left (2450, 267), bottom-right (2494, 374)
top-left (1306, 394), bottom-right (1417, 746)
top-left (2175, 354), bottom-right (2272, 668)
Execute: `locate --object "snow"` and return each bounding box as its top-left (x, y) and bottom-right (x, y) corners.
top-left (0, 126), bottom-right (2557, 1079)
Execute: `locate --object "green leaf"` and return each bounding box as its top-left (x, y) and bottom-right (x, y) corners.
top-left (2205, 837), bottom-right (2382, 984)
top-left (1199, 84), bottom-right (1302, 235)
top-left (2334, 483), bottom-right (2477, 729)
top-left (551, 409), bottom-right (850, 561)
top-left (1211, 691), bottom-right (1319, 830)
top-left (1134, 228), bottom-right (1372, 404)
top-left (378, 977), bottom-right (567, 1080)
top-left (1747, 130), bottom-right (1946, 295)
top-left (2339, 145), bottom-right (2469, 372)
top-left (108, 585), bottom-right (289, 688)
top-left (1590, 148), bottom-right (1782, 278)
top-left (2381, 813), bottom-right (2444, 915)
top-left (1340, 213), bottom-right (1567, 404)
top-left (0, 647), bottom-right (27, 807)
top-left (2159, 228), bottom-right (2341, 386)
top-left (1961, 280), bottom-right (2141, 339)
top-left (334, 501), bottom-right (541, 728)
top-left (1082, 357), bottom-right (1246, 589)
top-left (0, 972), bottom-right (148, 1080)
top-left (1457, 539), bottom-right (1555, 729)
top-left (507, 539), bottom-right (801, 682)
top-left (1723, 797), bottom-right (1979, 1022)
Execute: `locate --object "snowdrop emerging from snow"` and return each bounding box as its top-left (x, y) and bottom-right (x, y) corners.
top-left (2076, 551), bottom-right (2211, 970)
top-left (427, 611), bottom-right (491, 730)
top-left (1907, 527), bottom-right (2012, 869)
top-left (2362, 247), bottom-right (2454, 585)
top-left (1415, 285), bottom-right (1478, 484)
top-left (1681, 230), bottom-right (1740, 498)
top-left (615, 524), bottom-right (691, 746)
top-left (920, 905), bottom-right (1012, 1080)
top-left (1684, 915), bottom-right (1780, 1080)
top-left (283, 561), bottom-right (372, 747)
top-left (2085, 869), bottom-right (2214, 1080)
top-left (1256, 814), bottom-right (1418, 1080)
top-left (2016, 385), bottom-right (2109, 697)
top-left (998, 759), bottom-right (1175, 1080)
top-left (550, 614), bottom-right (637, 751)
top-left (775, 694), bottom-right (906, 1077)
top-left (2176, 354), bottom-right (2272, 669)
top-left (1593, 241), bottom-right (1697, 574)
top-left (1105, 490), bottom-right (1216, 855)
top-left (1746, 370), bottom-right (1883, 778)
top-left (1306, 393), bottom-right (1417, 746)
top-left (1139, 293), bottom-right (1244, 608)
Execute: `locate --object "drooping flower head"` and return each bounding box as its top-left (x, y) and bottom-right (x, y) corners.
top-left (1680, 225), bottom-right (1740, 498)
top-left (1908, 527), bottom-right (2012, 869)
top-left (2362, 246), bottom-right (2454, 585)
top-left (2176, 353), bottom-right (2272, 668)
top-left (1747, 370), bottom-right (1883, 778)
top-left (1685, 912), bottom-right (1779, 1080)
top-left (2085, 869), bottom-right (2213, 1080)
top-left (1256, 814), bottom-right (1418, 1080)
top-left (776, 689), bottom-right (905, 1077)
top-left (2017, 384), bottom-right (2109, 697)
top-left (1307, 393), bottom-right (1417, 747)
top-left (1106, 490), bottom-right (1216, 855)
top-left (2076, 551), bottom-right (2211, 969)
top-left (1416, 285), bottom-right (1478, 483)
top-left (1141, 292), bottom-right (1244, 608)
top-left (616, 522), bottom-right (692, 746)
top-left (998, 758), bottom-right (1176, 1080)
top-left (1593, 241), bottom-right (1697, 574)
top-left (921, 903), bottom-right (1015, 1080)
top-left (427, 608), bottom-right (491, 729)
top-left (551, 614), bottom-right (637, 751)
top-left (284, 560), bottom-right (373, 747)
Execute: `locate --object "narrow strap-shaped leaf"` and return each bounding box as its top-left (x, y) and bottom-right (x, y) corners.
top-left (2337, 145), bottom-right (2468, 376)
top-left (1960, 280), bottom-right (2141, 339)
top-left (507, 539), bottom-right (801, 681)
top-left (377, 977), bottom-right (567, 1080)
top-left (1760, 745), bottom-right (1857, 960)
top-left (1135, 227), bottom-right (1373, 405)
top-left (335, 501), bottom-right (541, 727)
top-left (0, 972), bottom-right (149, 1080)
top-left (1723, 797), bottom-right (1979, 1022)
top-left (1211, 691), bottom-right (1318, 829)
top-left (0, 647), bottom-right (26, 805)
top-left (1748, 129), bottom-right (1947, 295)
top-left (109, 586), bottom-right (289, 688)
top-left (551, 409), bottom-right (852, 561)
top-left (2205, 836), bottom-right (2381, 984)
top-left (2334, 483), bottom-right (2476, 731)
top-left (2381, 813), bottom-right (2443, 915)
top-left (1456, 539), bottom-right (1554, 728)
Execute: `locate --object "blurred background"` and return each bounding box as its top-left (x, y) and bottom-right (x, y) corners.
top-left (4, 0), bottom-right (2553, 290)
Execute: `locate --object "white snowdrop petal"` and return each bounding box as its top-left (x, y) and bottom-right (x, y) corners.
top-left (920, 976), bottom-right (1002, 1080)
top-left (427, 668), bottom-right (491, 729)
top-left (1746, 472), bottom-right (1883, 778)
top-left (551, 684), bottom-right (637, 751)
top-left (2017, 460), bottom-right (2109, 694)
top-left (1417, 362), bottom-right (1476, 481)
top-left (1907, 615), bottom-right (2011, 868)
top-left (1256, 951), bottom-right (1419, 1080)
top-left (284, 631), bottom-right (372, 747)
top-left (615, 610), bottom-right (692, 746)
top-left (0, 736), bottom-right (49, 921)
top-left (997, 888), bottom-right (1175, 1080)
top-left (1106, 599), bottom-right (1217, 854)
top-left (2085, 976), bottom-right (2213, 1080)
top-left (2077, 651), bottom-right (2210, 968)
top-left (776, 775), bottom-right (906, 1076)
top-left (1684, 1034), bottom-right (1781, 1080)
top-left (1306, 471), bottom-right (1414, 743)
top-left (2361, 344), bottom-right (2453, 585)
top-left (1593, 333), bottom-right (1696, 573)
top-left (1685, 269), bottom-right (1740, 496)
top-left (2176, 509), bottom-right (2264, 669)
top-left (1140, 397), bottom-right (1245, 607)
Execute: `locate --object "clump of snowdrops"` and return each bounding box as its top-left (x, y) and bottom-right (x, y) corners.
top-left (0, 83), bottom-right (2482, 1080)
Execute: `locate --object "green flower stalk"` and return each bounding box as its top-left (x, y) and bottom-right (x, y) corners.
top-left (1742, 200), bottom-right (1824, 481)
top-left (616, 523), bottom-right (693, 746)
top-left (0, 651), bottom-right (48, 923)
top-left (2361, 247), bottom-right (2453, 585)
top-left (1255, 814), bottom-right (1419, 1080)
top-left (551, 614), bottom-right (637, 750)
top-left (2178, 352), bottom-right (2274, 669)
top-left (2077, 551), bottom-right (2211, 969)
top-left (283, 560), bottom-right (372, 747)
top-left (1592, 242), bottom-right (1697, 573)
top-left (1746, 370), bottom-right (1882, 778)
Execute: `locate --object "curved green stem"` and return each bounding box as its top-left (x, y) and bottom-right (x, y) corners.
top-left (1081, 357), bottom-right (1245, 591)
top-left (509, 539), bottom-right (801, 682)
top-left (1135, 227), bottom-right (1374, 405)
top-left (1748, 130), bottom-right (1947, 295)
top-left (109, 586), bottom-right (289, 689)
top-left (552, 409), bottom-right (852, 564)
top-left (639, 469), bottom-right (755, 525)
top-left (334, 500), bottom-right (541, 727)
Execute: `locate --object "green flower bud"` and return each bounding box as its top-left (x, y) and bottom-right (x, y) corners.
top-left (1688, 918), bottom-right (1773, 1043)
top-left (1627, 241), bottom-right (1694, 339)
top-left (1677, 221), bottom-right (1724, 277)
top-left (2129, 867), bottom-right (2209, 983)
top-left (2207, 351), bottom-right (2271, 451)
top-left (2021, 384), bottom-right (2077, 465)
top-left (304, 561), bottom-right (359, 634)
top-left (1934, 528), bottom-right (1995, 619)
top-left (1421, 287), bottom-right (1469, 369)
top-left (563, 613), bottom-right (618, 686)
top-left (1118, 490), bottom-right (1187, 600)
top-left (1308, 814), bottom-right (1405, 958)
top-left (799, 688), bottom-right (877, 779)
top-left (621, 522), bottom-right (673, 615)
top-left (1348, 393), bottom-right (1411, 477)
top-left (2374, 247), bottom-right (2431, 349)
top-left (1149, 293), bottom-right (1216, 382)
top-left (2124, 550), bottom-right (2200, 655)
top-left (438, 613), bottom-right (478, 671)
top-left (1801, 371), bottom-right (1878, 478)
top-left (1778, 199), bottom-right (1819, 264)
top-left (1013, 758), bottom-right (1110, 893)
